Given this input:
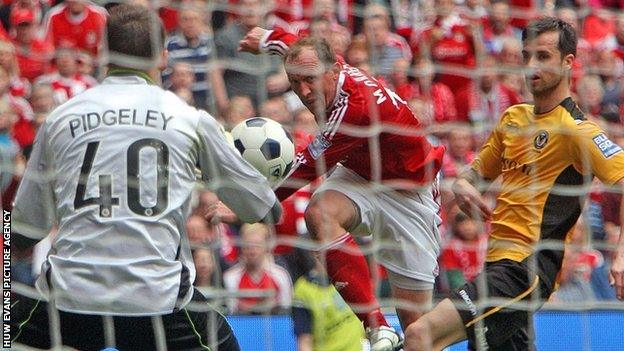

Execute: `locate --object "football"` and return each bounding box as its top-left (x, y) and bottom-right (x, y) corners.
top-left (231, 117), bottom-right (295, 185)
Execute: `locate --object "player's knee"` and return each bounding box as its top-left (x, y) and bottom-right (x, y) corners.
top-left (304, 200), bottom-right (334, 235)
top-left (404, 319), bottom-right (432, 351)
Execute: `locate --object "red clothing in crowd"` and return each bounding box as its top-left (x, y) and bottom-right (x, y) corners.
top-left (44, 2), bottom-right (107, 56)
top-left (397, 82), bottom-right (458, 123)
top-left (158, 5), bottom-right (178, 33)
top-left (440, 235), bottom-right (487, 282)
top-left (414, 15), bottom-right (478, 121)
top-left (261, 29), bottom-right (445, 201)
top-left (12, 38), bottom-right (53, 82)
top-left (35, 72), bottom-right (94, 104)
top-left (9, 75), bottom-right (31, 98)
top-left (441, 151), bottom-right (475, 179)
top-left (582, 11), bottom-right (615, 48)
top-left (223, 262), bottom-right (292, 313)
top-left (5, 93), bottom-right (35, 148)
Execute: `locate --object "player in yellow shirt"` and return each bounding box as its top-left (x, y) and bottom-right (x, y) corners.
top-left (404, 17), bottom-right (624, 351)
top-left (291, 249), bottom-right (366, 351)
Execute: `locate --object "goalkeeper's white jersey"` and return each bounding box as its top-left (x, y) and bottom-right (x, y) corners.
top-left (12, 74), bottom-right (277, 315)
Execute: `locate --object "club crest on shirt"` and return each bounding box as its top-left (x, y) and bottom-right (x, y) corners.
top-left (593, 133), bottom-right (622, 158)
top-left (534, 130), bottom-right (549, 149)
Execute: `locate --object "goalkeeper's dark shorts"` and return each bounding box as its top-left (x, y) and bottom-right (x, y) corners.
top-left (11, 288), bottom-right (240, 351)
top-left (450, 258), bottom-right (555, 351)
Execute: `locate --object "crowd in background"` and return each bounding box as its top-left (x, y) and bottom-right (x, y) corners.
top-left (2, 0), bottom-right (624, 319)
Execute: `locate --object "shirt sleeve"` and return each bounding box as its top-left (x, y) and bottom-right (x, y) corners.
top-left (259, 28), bottom-right (300, 57)
top-left (571, 121), bottom-right (624, 185)
top-left (275, 107), bottom-right (367, 201)
top-left (196, 111), bottom-right (280, 222)
top-left (12, 122), bottom-right (56, 242)
top-left (471, 112), bottom-right (506, 180)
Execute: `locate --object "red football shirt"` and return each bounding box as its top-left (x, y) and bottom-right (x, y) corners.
top-left (261, 29), bottom-right (445, 201)
top-left (43, 3), bottom-right (106, 56)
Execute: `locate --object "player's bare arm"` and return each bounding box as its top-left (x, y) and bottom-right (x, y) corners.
top-left (452, 168), bottom-right (492, 220)
top-left (610, 178), bottom-right (624, 300)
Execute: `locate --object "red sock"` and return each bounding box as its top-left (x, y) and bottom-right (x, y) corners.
top-left (322, 233), bottom-right (389, 329)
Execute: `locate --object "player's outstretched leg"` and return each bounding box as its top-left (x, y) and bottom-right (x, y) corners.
top-left (305, 190), bottom-right (401, 351)
top-left (403, 299), bottom-right (466, 351)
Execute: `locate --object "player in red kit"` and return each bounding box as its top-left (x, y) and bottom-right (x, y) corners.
top-left (207, 27), bottom-right (445, 351)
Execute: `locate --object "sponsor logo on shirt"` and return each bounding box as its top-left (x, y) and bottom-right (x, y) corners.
top-left (307, 135), bottom-right (331, 160)
top-left (593, 133), bottom-right (622, 158)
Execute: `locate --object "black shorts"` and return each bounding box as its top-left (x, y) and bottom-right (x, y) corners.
top-left (11, 289), bottom-right (240, 351)
top-left (450, 259), bottom-right (553, 351)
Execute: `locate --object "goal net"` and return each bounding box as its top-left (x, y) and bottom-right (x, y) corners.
top-left (4, 0), bottom-right (624, 350)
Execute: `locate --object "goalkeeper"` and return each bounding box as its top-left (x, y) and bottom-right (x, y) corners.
top-left (10, 4), bottom-right (280, 350)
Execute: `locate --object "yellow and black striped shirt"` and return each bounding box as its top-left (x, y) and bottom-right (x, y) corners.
top-left (472, 97), bottom-right (624, 279)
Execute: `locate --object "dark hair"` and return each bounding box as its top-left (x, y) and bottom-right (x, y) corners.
top-left (285, 36), bottom-right (336, 70)
top-left (522, 17), bottom-right (577, 57)
top-left (106, 4), bottom-right (166, 69)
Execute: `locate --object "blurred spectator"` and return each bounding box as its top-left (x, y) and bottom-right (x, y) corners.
top-left (387, 58), bottom-right (414, 99)
top-left (359, 4), bottom-right (412, 79)
top-left (413, 0), bottom-right (483, 122)
top-left (157, 0), bottom-right (181, 34)
top-left (34, 48), bottom-right (93, 105)
top-left (43, 0), bottom-right (107, 58)
top-left (556, 7), bottom-right (592, 86)
top-left (10, 7), bottom-right (53, 82)
top-left (410, 58), bottom-right (457, 124)
top-left (552, 249), bottom-right (602, 302)
top-left (29, 83), bottom-right (55, 128)
top-left (593, 124), bottom-right (624, 300)
top-left (0, 100), bottom-right (18, 191)
top-left (469, 55), bottom-right (521, 138)
top-left (0, 40), bottom-right (29, 98)
top-left (0, 99), bottom-right (25, 211)
top-left (498, 36), bottom-right (526, 96)
top-left (260, 96), bottom-right (292, 126)
top-left (439, 212), bottom-right (487, 290)
top-left (576, 74), bottom-right (604, 118)
top-left (581, 8), bottom-right (616, 53)
top-left (0, 0), bottom-right (49, 31)
top-left (0, 66), bottom-right (35, 149)
top-left (481, 0), bottom-right (521, 55)
top-left (307, 17), bottom-right (351, 58)
top-left (441, 123), bottom-right (475, 180)
top-left (225, 95), bottom-right (255, 129)
top-left (223, 223), bottom-right (293, 314)
top-left (186, 213), bottom-right (237, 270)
top-left (593, 50), bottom-right (622, 111)
top-left (193, 247), bottom-right (219, 288)
top-left (166, 61), bottom-right (196, 104)
top-left (215, 0), bottom-right (282, 109)
top-left (76, 50), bottom-right (95, 77)
top-left (614, 12), bottom-right (624, 61)
top-left (290, 249), bottom-right (365, 351)
top-left (165, 1), bottom-right (226, 113)
top-left (344, 38), bottom-right (369, 71)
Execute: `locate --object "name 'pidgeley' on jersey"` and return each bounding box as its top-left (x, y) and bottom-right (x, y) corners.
top-left (12, 74), bottom-right (279, 315)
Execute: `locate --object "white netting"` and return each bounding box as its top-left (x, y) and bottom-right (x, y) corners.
top-left (3, 0), bottom-right (624, 350)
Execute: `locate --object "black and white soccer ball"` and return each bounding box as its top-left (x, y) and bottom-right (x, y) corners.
top-left (231, 117), bottom-right (295, 185)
